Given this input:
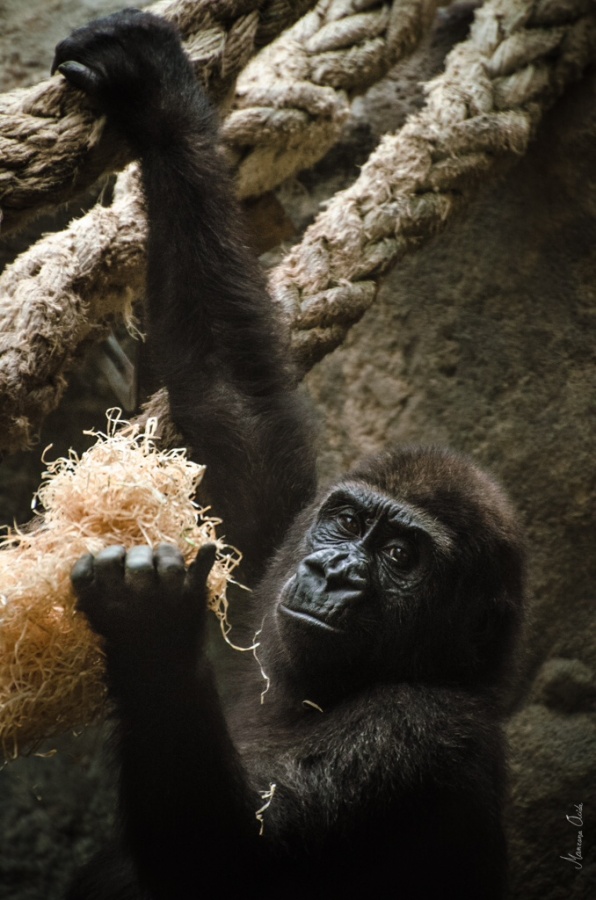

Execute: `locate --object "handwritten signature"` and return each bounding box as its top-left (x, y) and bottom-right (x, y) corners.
top-left (560, 803), bottom-right (583, 870)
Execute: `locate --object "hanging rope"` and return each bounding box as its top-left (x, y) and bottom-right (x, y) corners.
top-left (271, 0), bottom-right (596, 371)
top-left (0, 0), bottom-right (439, 454)
top-left (0, 168), bottom-right (146, 453)
top-left (0, 0), bottom-right (595, 454)
top-left (0, 0), bottom-right (317, 235)
top-left (222, 0), bottom-right (438, 197)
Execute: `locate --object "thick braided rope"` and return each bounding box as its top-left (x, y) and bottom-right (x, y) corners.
top-left (222, 0), bottom-right (438, 197)
top-left (0, 0), bottom-right (438, 454)
top-left (270, 0), bottom-right (596, 372)
top-left (0, 0), bottom-right (316, 234)
top-left (0, 168), bottom-right (146, 454)
top-left (1, 0), bottom-right (595, 454)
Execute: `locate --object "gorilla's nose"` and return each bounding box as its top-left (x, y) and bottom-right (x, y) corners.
top-left (298, 549), bottom-right (368, 600)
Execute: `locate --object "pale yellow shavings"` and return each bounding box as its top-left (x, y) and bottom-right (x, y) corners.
top-left (255, 783), bottom-right (277, 836)
top-left (302, 699), bottom-right (324, 713)
top-left (0, 410), bottom-right (240, 758)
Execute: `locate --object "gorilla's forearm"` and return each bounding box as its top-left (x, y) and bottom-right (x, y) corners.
top-left (54, 12), bottom-right (317, 578)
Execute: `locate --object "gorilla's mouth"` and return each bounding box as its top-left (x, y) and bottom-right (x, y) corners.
top-left (278, 602), bottom-right (344, 633)
top-left (277, 576), bottom-right (347, 634)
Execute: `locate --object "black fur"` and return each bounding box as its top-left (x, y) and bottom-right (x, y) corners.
top-left (55, 12), bottom-right (524, 900)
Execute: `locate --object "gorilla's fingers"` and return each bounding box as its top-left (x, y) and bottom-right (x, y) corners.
top-left (93, 545), bottom-right (127, 592)
top-left (124, 546), bottom-right (156, 594)
top-left (155, 544), bottom-right (186, 595)
top-left (187, 544), bottom-right (217, 592)
top-left (71, 553), bottom-right (96, 594)
top-left (56, 60), bottom-right (103, 94)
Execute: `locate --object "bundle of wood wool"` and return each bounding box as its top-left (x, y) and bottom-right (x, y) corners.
top-left (0, 412), bottom-right (239, 758)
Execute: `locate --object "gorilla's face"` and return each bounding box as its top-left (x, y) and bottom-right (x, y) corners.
top-left (258, 449), bottom-right (524, 703)
top-left (270, 482), bottom-right (445, 689)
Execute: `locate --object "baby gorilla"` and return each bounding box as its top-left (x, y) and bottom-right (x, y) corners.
top-left (55, 10), bottom-right (525, 900)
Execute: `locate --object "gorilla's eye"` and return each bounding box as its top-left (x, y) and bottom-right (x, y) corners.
top-left (384, 540), bottom-right (417, 570)
top-left (335, 510), bottom-right (361, 537)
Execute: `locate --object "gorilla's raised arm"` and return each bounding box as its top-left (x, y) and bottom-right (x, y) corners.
top-left (54, 9), bottom-right (316, 581)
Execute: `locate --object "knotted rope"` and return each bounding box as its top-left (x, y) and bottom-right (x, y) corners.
top-left (0, 168), bottom-right (146, 453)
top-left (1, 0), bottom-right (595, 454)
top-left (0, 0), bottom-right (317, 234)
top-left (222, 0), bottom-right (439, 197)
top-left (0, 0), bottom-right (438, 453)
top-left (273, 0), bottom-right (596, 371)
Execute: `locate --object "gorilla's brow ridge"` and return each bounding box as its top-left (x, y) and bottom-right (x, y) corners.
top-left (322, 481), bottom-right (454, 554)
